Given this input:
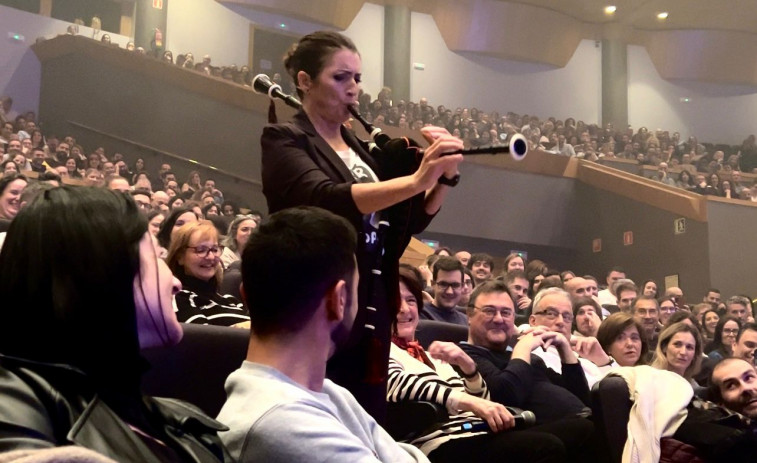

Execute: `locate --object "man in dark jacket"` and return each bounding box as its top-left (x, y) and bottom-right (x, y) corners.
top-left (459, 280), bottom-right (598, 460)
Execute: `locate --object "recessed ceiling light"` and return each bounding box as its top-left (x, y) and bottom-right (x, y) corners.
top-left (604, 6), bottom-right (616, 15)
top-left (279, 23), bottom-right (287, 28)
top-left (657, 12), bottom-right (669, 19)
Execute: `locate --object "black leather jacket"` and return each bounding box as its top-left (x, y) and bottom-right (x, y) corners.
top-left (0, 355), bottom-right (234, 463)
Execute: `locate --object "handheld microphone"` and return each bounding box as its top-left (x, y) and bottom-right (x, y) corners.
top-left (460, 409), bottom-right (536, 433)
top-left (252, 74), bottom-right (301, 110)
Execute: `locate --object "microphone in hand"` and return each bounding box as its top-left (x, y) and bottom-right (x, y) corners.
top-left (461, 408), bottom-right (536, 433)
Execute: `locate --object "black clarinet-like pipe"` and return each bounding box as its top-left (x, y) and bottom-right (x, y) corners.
top-left (347, 105), bottom-right (391, 154)
top-left (447, 134), bottom-right (529, 161)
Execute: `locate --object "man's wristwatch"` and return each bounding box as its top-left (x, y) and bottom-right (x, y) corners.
top-left (437, 173), bottom-right (460, 187)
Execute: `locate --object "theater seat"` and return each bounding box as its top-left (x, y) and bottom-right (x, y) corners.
top-left (142, 323), bottom-right (249, 417)
top-left (414, 320), bottom-right (469, 349)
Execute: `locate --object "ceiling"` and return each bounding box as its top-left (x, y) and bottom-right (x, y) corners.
top-left (407, 0), bottom-right (757, 35)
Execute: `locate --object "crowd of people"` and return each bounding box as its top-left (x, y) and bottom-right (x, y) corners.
top-left (4, 27), bottom-right (757, 462)
top-left (408, 248), bottom-right (757, 460)
top-left (353, 90), bottom-right (757, 200)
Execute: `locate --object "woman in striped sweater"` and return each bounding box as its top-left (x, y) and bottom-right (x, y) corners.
top-left (387, 267), bottom-right (566, 462)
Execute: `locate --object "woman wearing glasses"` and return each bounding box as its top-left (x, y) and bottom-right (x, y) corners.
top-left (705, 316), bottom-right (742, 361)
top-left (166, 220), bottom-right (249, 327)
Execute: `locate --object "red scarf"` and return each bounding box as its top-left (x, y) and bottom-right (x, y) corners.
top-left (392, 336), bottom-right (436, 371)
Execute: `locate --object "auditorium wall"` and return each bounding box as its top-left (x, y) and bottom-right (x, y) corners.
top-left (165, 0), bottom-right (250, 69)
top-left (419, 162), bottom-right (581, 272)
top-left (407, 11), bottom-right (602, 124)
top-left (0, 4), bottom-right (129, 117)
top-left (706, 200), bottom-right (757, 298)
top-left (628, 44), bottom-right (757, 145)
top-left (573, 182), bottom-right (710, 301)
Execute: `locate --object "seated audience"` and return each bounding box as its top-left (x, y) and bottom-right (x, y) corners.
top-left (147, 210), bottom-right (165, 237)
top-left (165, 220), bottom-right (249, 327)
top-left (503, 252), bottom-right (526, 273)
top-left (706, 316), bottom-right (741, 360)
top-left (0, 187), bottom-right (232, 462)
top-left (732, 322), bottom-right (757, 365)
top-left (420, 256), bottom-right (468, 326)
top-left (658, 297), bottom-right (677, 326)
top-left (388, 267), bottom-right (566, 462)
top-left (630, 295), bottom-right (660, 353)
top-left (0, 173), bottom-right (27, 221)
top-left (572, 296), bottom-right (601, 338)
top-left (504, 270), bottom-right (532, 321)
top-left (467, 253), bottom-right (494, 286)
top-left (156, 206), bottom-right (199, 254)
top-left (596, 312), bottom-right (648, 367)
top-left (220, 214), bottom-right (258, 269)
top-left (651, 322), bottom-right (703, 386)
top-left (217, 206), bottom-right (428, 462)
top-left (710, 358), bottom-right (757, 420)
top-left (459, 268), bottom-right (475, 307)
top-left (458, 281), bottom-right (596, 458)
top-left (182, 170), bottom-right (201, 194)
top-left (700, 308), bottom-right (720, 343)
top-left (527, 288), bottom-right (616, 388)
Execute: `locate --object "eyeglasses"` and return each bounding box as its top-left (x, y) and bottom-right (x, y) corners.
top-left (474, 306), bottom-right (514, 319)
top-left (532, 308), bottom-right (573, 323)
top-left (188, 244), bottom-right (224, 257)
top-left (436, 281), bottom-right (462, 291)
top-left (723, 328), bottom-right (740, 335)
top-left (635, 308), bottom-right (658, 316)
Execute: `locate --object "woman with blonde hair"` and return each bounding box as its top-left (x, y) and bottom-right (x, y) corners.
top-left (651, 322), bottom-right (703, 384)
top-left (166, 220), bottom-right (249, 327)
top-left (181, 170), bottom-right (201, 194)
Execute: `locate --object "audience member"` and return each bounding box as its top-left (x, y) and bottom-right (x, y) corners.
top-left (596, 312), bottom-right (648, 367)
top-left (459, 281), bottom-right (596, 458)
top-left (0, 173), bottom-right (27, 221)
top-left (165, 220), bottom-right (249, 327)
top-left (220, 214), bottom-right (258, 269)
top-left (420, 256), bottom-right (467, 325)
top-left (467, 253), bottom-right (494, 286)
top-left (156, 206), bottom-right (199, 252)
top-left (216, 207), bottom-right (427, 462)
top-left (732, 323), bottom-right (757, 365)
top-left (0, 187), bottom-right (232, 462)
top-left (572, 296), bottom-right (601, 338)
top-left (726, 295), bottom-right (751, 324)
top-left (651, 322), bottom-right (703, 385)
top-left (706, 316), bottom-right (741, 361)
top-left (597, 266), bottom-right (626, 306)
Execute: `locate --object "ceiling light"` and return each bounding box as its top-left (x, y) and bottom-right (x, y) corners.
top-left (604, 6), bottom-right (616, 15)
top-left (657, 12), bottom-right (668, 20)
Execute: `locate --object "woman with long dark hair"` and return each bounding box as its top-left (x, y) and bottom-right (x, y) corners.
top-left (705, 316), bottom-right (742, 361)
top-left (0, 187), bottom-right (232, 461)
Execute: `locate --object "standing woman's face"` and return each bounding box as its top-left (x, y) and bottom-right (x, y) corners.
top-left (299, 48), bottom-right (362, 125)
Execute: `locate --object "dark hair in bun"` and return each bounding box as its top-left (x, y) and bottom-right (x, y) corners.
top-left (284, 31), bottom-right (358, 99)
